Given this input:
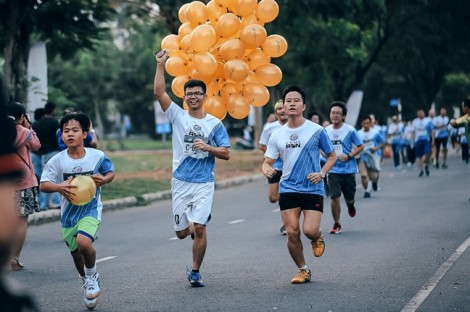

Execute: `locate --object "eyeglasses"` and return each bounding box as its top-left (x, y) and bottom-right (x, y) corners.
top-left (330, 111), bottom-right (343, 115)
top-left (185, 91), bottom-right (205, 97)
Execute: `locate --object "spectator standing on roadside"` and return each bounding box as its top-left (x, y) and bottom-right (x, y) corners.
top-left (31, 108), bottom-right (45, 182)
top-left (262, 85), bottom-right (336, 284)
top-left (32, 101), bottom-right (61, 210)
top-left (259, 99), bottom-right (288, 235)
top-left (6, 102), bottom-right (41, 271)
top-left (325, 102), bottom-right (364, 234)
top-left (154, 49), bottom-right (231, 287)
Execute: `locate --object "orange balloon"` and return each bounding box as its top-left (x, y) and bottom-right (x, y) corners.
top-left (245, 48), bottom-right (271, 69)
top-left (219, 39), bottom-right (246, 61)
top-left (165, 55), bottom-right (191, 77)
top-left (255, 63), bottom-right (282, 87)
top-left (256, 0), bottom-right (279, 23)
top-left (239, 24), bottom-right (267, 49)
top-left (190, 24), bottom-right (217, 52)
top-left (207, 0), bottom-right (226, 23)
top-left (193, 52), bottom-right (218, 76)
top-left (178, 22), bottom-right (195, 40)
top-left (180, 34), bottom-right (192, 52)
top-left (205, 80), bottom-right (220, 96)
top-left (204, 95), bottom-right (227, 120)
top-left (217, 13), bottom-right (241, 38)
top-left (171, 76), bottom-right (189, 98)
top-left (186, 1), bottom-right (208, 25)
top-left (220, 81), bottom-right (243, 102)
top-left (223, 59), bottom-right (249, 82)
top-left (233, 0), bottom-right (258, 17)
top-left (226, 95), bottom-right (250, 119)
top-left (178, 3), bottom-right (190, 23)
top-left (243, 83), bottom-right (270, 106)
top-left (241, 13), bottom-right (264, 28)
top-left (261, 34), bottom-right (288, 58)
top-left (161, 34), bottom-right (180, 51)
top-left (214, 0), bottom-right (234, 7)
top-left (241, 71), bottom-right (260, 85)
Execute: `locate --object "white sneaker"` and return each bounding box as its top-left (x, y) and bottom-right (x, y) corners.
top-left (84, 273), bottom-right (101, 300)
top-left (81, 276), bottom-right (98, 310)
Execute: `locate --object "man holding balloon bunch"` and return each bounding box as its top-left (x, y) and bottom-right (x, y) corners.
top-left (154, 49), bottom-right (231, 287)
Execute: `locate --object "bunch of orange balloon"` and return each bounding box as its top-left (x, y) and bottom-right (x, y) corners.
top-left (161, 0), bottom-right (287, 120)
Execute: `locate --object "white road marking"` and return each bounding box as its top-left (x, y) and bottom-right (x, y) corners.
top-left (96, 256), bottom-right (117, 263)
top-left (401, 236), bottom-right (470, 312)
top-left (169, 237), bottom-right (179, 240)
top-left (228, 219), bottom-right (244, 224)
top-left (271, 208), bottom-right (280, 213)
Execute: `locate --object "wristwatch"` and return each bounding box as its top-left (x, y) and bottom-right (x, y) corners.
top-left (320, 171), bottom-right (325, 178)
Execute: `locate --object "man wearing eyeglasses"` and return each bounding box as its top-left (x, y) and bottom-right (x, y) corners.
top-left (325, 102), bottom-right (364, 234)
top-left (154, 49), bottom-right (231, 287)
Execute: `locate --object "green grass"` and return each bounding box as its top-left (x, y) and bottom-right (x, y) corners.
top-left (102, 137), bottom-right (172, 151)
top-left (102, 179), bottom-right (170, 201)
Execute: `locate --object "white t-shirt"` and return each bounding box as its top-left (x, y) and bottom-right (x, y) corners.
top-left (165, 102), bottom-right (231, 183)
top-left (259, 120), bottom-right (284, 170)
top-left (325, 123), bottom-right (363, 174)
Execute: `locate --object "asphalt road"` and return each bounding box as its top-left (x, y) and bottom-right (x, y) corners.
top-left (7, 153), bottom-right (470, 312)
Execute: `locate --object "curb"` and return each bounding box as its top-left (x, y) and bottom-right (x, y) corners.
top-left (28, 174), bottom-right (265, 226)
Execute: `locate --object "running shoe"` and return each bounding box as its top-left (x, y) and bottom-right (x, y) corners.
top-left (364, 192), bottom-right (371, 198)
top-left (311, 235), bottom-right (325, 257)
top-left (280, 225), bottom-right (287, 236)
top-left (330, 223), bottom-right (342, 234)
top-left (187, 269), bottom-right (205, 287)
top-left (419, 170), bottom-right (424, 177)
top-left (291, 268), bottom-right (311, 284)
top-left (84, 273), bottom-right (101, 300)
top-left (348, 204), bottom-right (356, 217)
top-left (442, 163), bottom-right (448, 169)
top-left (372, 182), bottom-right (379, 191)
top-left (425, 165), bottom-right (430, 176)
top-left (81, 276), bottom-right (97, 310)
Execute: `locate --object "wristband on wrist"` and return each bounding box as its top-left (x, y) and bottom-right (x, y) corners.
top-left (347, 154), bottom-right (353, 160)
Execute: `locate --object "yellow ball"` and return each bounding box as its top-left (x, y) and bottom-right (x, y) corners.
top-left (69, 175), bottom-right (97, 206)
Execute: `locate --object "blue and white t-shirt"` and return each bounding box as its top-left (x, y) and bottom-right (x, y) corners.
top-left (433, 115), bottom-right (450, 139)
top-left (165, 102), bottom-right (231, 183)
top-left (259, 120), bottom-right (284, 170)
top-left (357, 127), bottom-right (385, 162)
top-left (325, 123), bottom-right (363, 174)
top-left (41, 148), bottom-right (114, 228)
top-left (412, 117), bottom-right (433, 143)
top-left (265, 120), bottom-right (334, 195)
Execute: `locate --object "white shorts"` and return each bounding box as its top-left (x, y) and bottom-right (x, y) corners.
top-left (171, 178), bottom-right (214, 231)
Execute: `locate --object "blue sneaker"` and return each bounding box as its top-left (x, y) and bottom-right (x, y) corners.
top-left (187, 269), bottom-right (205, 287)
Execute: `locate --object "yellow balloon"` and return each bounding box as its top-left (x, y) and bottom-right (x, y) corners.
top-left (217, 13), bottom-right (241, 38)
top-left (245, 48), bottom-right (271, 69)
top-left (219, 39), bottom-right (246, 61)
top-left (220, 81), bottom-right (243, 102)
top-left (161, 34), bottom-right (180, 51)
top-left (207, 0), bottom-right (225, 23)
top-left (69, 176), bottom-right (96, 206)
top-left (255, 63), bottom-right (282, 87)
top-left (223, 59), bottom-right (249, 82)
top-left (171, 76), bottom-right (190, 98)
top-left (261, 34), bottom-right (288, 58)
top-left (243, 83), bottom-right (270, 107)
top-left (186, 1), bottom-right (208, 25)
top-left (165, 55), bottom-right (191, 77)
top-left (226, 95), bottom-right (250, 119)
top-left (178, 3), bottom-right (190, 23)
top-left (256, 0), bottom-right (279, 23)
top-left (178, 22), bottom-right (195, 40)
top-left (204, 95), bottom-right (227, 120)
top-left (190, 24), bottom-right (217, 52)
top-left (239, 24), bottom-right (267, 49)
top-left (193, 52), bottom-right (218, 76)
top-left (233, 0), bottom-right (258, 17)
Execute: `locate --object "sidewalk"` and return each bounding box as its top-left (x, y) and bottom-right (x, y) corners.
top-left (28, 174), bottom-right (265, 225)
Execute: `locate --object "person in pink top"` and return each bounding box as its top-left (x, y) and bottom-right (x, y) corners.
top-left (6, 102), bottom-right (41, 271)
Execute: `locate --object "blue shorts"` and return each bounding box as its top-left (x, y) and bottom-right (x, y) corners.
top-left (414, 140), bottom-right (431, 158)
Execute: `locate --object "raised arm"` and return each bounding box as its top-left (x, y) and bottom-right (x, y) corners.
top-left (153, 50), bottom-right (172, 112)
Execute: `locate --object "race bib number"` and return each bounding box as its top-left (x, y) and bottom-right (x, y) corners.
top-left (332, 139), bottom-right (343, 157)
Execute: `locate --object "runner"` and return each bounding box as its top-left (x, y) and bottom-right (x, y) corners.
top-left (411, 109), bottom-right (433, 177)
top-left (432, 107), bottom-right (450, 169)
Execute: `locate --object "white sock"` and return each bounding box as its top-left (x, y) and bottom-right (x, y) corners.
top-left (85, 265), bottom-right (97, 277)
top-left (300, 265), bottom-right (308, 270)
top-left (366, 181), bottom-right (372, 192)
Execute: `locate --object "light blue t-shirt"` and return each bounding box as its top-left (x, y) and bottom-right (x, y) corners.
top-left (357, 128), bottom-right (386, 162)
top-left (412, 117), bottom-right (433, 143)
top-left (41, 148), bottom-right (114, 228)
top-left (265, 120), bottom-right (334, 195)
top-left (165, 102), bottom-right (231, 183)
top-left (325, 123), bottom-right (363, 174)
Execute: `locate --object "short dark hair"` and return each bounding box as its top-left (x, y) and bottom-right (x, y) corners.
top-left (184, 80), bottom-right (206, 94)
top-left (60, 113), bottom-right (91, 132)
top-left (34, 108), bottom-right (46, 121)
top-left (6, 102), bottom-right (26, 120)
top-left (44, 101), bottom-right (56, 114)
top-left (282, 85), bottom-right (306, 103)
top-left (329, 101), bottom-right (347, 116)
top-left (463, 99), bottom-right (470, 109)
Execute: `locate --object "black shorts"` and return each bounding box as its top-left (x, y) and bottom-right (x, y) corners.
top-left (328, 173), bottom-right (356, 201)
top-left (434, 137), bottom-right (448, 149)
top-left (267, 170), bottom-right (282, 184)
top-left (279, 193), bottom-right (323, 212)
